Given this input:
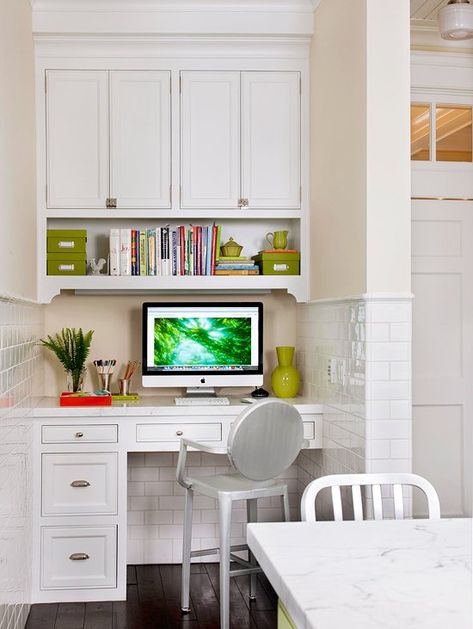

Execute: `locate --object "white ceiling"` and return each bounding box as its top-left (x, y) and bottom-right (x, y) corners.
top-left (410, 0), bottom-right (450, 22)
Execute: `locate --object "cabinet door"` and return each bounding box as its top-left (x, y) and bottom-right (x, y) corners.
top-left (46, 70), bottom-right (109, 209)
top-left (110, 71), bottom-right (171, 208)
top-left (241, 72), bottom-right (301, 209)
top-left (180, 71), bottom-right (240, 208)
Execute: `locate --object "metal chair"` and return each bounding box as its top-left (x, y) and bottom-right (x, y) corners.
top-left (301, 472), bottom-right (441, 522)
top-left (177, 399), bottom-right (305, 629)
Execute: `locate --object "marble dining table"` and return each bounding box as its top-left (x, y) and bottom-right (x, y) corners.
top-left (247, 518), bottom-right (472, 629)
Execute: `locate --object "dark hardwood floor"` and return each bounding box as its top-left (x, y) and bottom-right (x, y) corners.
top-left (25, 564), bottom-right (278, 629)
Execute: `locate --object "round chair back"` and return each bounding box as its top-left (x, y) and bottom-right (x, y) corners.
top-left (227, 399), bottom-right (303, 481)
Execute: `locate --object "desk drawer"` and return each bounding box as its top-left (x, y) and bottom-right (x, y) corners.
top-left (303, 422), bottom-right (315, 440)
top-left (42, 453), bottom-right (118, 516)
top-left (136, 422), bottom-right (222, 443)
top-left (42, 424), bottom-right (118, 444)
top-left (41, 526), bottom-right (117, 590)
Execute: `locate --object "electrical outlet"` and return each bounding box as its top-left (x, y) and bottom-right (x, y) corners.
top-left (328, 358), bottom-right (337, 384)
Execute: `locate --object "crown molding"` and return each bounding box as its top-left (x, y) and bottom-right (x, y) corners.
top-left (31, 0), bottom-right (318, 37)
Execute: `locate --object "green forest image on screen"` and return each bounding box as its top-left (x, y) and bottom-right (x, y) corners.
top-left (154, 317), bottom-right (252, 366)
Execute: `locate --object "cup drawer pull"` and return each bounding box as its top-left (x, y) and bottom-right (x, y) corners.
top-left (58, 264), bottom-right (75, 271)
top-left (69, 553), bottom-right (90, 561)
top-left (58, 241), bottom-right (75, 248)
top-left (75, 432), bottom-right (84, 438)
top-left (176, 430), bottom-right (183, 436)
top-left (70, 480), bottom-right (91, 488)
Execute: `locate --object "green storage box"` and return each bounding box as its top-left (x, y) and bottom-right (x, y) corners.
top-left (252, 251), bottom-right (300, 275)
top-left (47, 229), bottom-right (87, 254)
top-left (47, 252), bottom-right (86, 276)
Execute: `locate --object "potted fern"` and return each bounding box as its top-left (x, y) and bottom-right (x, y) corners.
top-left (40, 327), bottom-right (94, 392)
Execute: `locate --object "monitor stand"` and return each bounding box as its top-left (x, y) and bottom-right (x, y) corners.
top-left (185, 387), bottom-right (216, 397)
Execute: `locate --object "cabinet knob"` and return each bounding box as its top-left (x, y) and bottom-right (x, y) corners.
top-left (106, 197), bottom-right (117, 209)
top-left (70, 480), bottom-right (91, 488)
top-left (238, 198), bottom-right (249, 208)
top-left (75, 432), bottom-right (84, 438)
top-left (69, 553), bottom-right (90, 561)
top-left (176, 430), bottom-right (183, 436)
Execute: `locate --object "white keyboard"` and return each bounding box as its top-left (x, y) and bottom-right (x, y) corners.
top-left (174, 397), bottom-right (230, 406)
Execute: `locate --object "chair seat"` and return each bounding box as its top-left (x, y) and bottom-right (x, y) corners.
top-left (189, 472), bottom-right (286, 499)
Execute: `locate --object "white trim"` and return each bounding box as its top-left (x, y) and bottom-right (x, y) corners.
top-left (31, 0), bottom-right (316, 37)
top-left (306, 293), bottom-right (414, 305)
top-left (0, 292), bottom-right (42, 305)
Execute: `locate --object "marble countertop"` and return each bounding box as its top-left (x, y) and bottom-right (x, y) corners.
top-left (247, 518), bottom-right (472, 629)
top-left (31, 395), bottom-right (324, 417)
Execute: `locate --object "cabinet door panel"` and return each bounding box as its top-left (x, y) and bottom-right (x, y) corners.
top-left (181, 71), bottom-right (240, 208)
top-left (110, 71), bottom-right (171, 208)
top-left (46, 70), bottom-right (109, 209)
top-left (241, 72), bottom-right (301, 209)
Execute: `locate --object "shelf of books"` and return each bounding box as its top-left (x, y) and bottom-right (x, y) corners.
top-left (40, 218), bottom-right (307, 302)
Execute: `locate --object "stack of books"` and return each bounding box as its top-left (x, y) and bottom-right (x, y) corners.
top-left (109, 224), bottom-right (222, 276)
top-left (215, 256), bottom-right (259, 276)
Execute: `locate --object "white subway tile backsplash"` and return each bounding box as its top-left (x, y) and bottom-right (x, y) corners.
top-left (0, 297), bottom-right (44, 629)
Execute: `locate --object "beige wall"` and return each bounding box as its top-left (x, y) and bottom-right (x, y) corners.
top-left (310, 0), bottom-right (411, 299)
top-left (43, 292), bottom-right (297, 396)
top-left (0, 0), bottom-right (36, 300)
top-left (309, 0), bottom-right (367, 299)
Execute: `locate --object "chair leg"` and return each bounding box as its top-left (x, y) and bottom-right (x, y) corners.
top-left (181, 487), bottom-right (194, 613)
top-left (282, 487), bottom-right (291, 522)
top-left (247, 498), bottom-right (258, 601)
top-left (218, 493), bottom-right (233, 629)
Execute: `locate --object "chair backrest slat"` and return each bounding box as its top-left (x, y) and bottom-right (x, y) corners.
top-left (352, 485), bottom-right (363, 521)
top-left (393, 484), bottom-right (404, 520)
top-left (372, 484), bottom-right (383, 520)
top-left (331, 486), bottom-right (343, 520)
top-left (300, 473), bottom-right (441, 523)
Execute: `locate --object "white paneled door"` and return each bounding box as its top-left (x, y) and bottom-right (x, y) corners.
top-left (241, 71), bottom-right (301, 209)
top-left (46, 70), bottom-right (109, 208)
top-left (412, 200), bottom-right (473, 517)
top-left (180, 71), bottom-right (240, 209)
top-left (110, 71), bottom-right (171, 208)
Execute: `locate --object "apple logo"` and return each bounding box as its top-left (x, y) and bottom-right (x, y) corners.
top-left (200, 378), bottom-right (206, 383)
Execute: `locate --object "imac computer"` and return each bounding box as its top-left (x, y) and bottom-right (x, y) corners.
top-left (142, 302), bottom-right (263, 396)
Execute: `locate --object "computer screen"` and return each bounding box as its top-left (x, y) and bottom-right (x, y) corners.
top-left (142, 302), bottom-right (263, 391)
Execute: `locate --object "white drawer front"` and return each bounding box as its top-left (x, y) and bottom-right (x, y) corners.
top-left (42, 424), bottom-right (118, 443)
top-left (303, 421), bottom-right (315, 440)
top-left (136, 422), bottom-right (222, 442)
top-left (41, 526), bottom-right (117, 590)
top-left (42, 453), bottom-right (118, 516)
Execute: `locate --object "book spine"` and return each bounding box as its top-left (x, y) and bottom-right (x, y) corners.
top-left (139, 231), bottom-right (147, 276)
top-left (109, 229), bottom-right (120, 276)
top-left (156, 228), bottom-right (161, 276)
top-left (119, 229), bottom-right (131, 276)
top-left (211, 224), bottom-right (217, 275)
top-left (216, 264), bottom-right (259, 270)
top-left (171, 229), bottom-right (177, 276)
top-left (148, 229), bottom-right (156, 276)
top-left (130, 229), bottom-right (137, 276)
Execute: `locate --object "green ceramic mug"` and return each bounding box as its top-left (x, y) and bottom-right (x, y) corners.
top-left (266, 230), bottom-right (288, 250)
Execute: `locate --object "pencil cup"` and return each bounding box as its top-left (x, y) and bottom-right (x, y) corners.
top-left (118, 379), bottom-right (130, 396)
top-left (98, 373), bottom-right (111, 392)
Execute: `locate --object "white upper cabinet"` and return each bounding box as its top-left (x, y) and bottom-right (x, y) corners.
top-left (46, 70), bottom-right (109, 209)
top-left (180, 70), bottom-right (301, 210)
top-left (46, 70), bottom-right (171, 209)
top-left (241, 72), bottom-right (301, 209)
top-left (110, 71), bottom-right (171, 208)
top-left (180, 71), bottom-right (240, 209)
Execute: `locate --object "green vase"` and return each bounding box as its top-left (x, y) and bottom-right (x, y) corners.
top-left (271, 346), bottom-right (300, 398)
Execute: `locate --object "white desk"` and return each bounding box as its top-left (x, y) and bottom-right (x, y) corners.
top-left (247, 518), bottom-right (472, 629)
top-left (31, 396), bottom-right (323, 603)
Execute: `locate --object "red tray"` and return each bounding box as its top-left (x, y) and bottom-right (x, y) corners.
top-left (60, 392), bottom-right (112, 406)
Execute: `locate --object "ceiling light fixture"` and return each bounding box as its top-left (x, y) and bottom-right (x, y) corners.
top-left (439, 0), bottom-right (473, 40)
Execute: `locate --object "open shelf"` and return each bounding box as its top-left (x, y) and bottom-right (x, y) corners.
top-left (39, 274), bottom-right (307, 303)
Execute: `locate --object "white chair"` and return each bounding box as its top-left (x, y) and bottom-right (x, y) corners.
top-left (176, 399), bottom-right (305, 629)
top-left (301, 472), bottom-right (441, 522)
